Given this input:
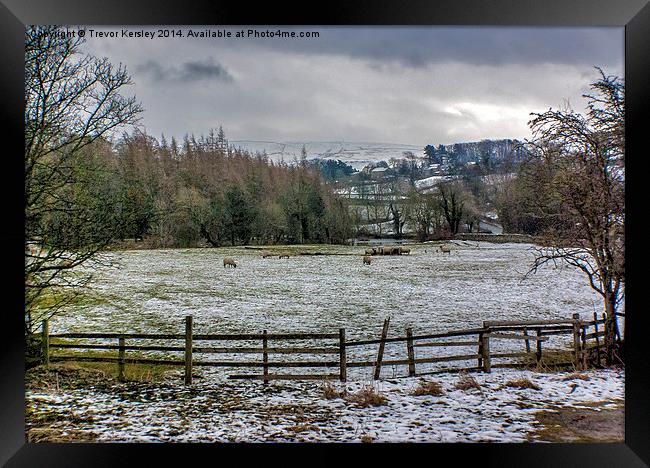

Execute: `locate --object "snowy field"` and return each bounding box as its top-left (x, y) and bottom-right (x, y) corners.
top-left (29, 241), bottom-right (625, 442)
top-left (51, 241), bottom-right (612, 376)
top-left (55, 242), bottom-right (606, 335)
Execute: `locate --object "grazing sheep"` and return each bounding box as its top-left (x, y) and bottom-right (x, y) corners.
top-left (261, 251), bottom-right (272, 258)
top-left (223, 257), bottom-right (237, 268)
top-left (279, 254), bottom-right (289, 259)
top-left (365, 248), bottom-right (374, 256)
top-left (399, 247), bottom-right (411, 255)
top-left (440, 244), bottom-right (452, 255)
top-left (363, 255), bottom-right (372, 265)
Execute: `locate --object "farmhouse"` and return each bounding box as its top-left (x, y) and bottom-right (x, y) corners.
top-left (421, 163), bottom-right (443, 177)
top-left (370, 166), bottom-right (391, 179)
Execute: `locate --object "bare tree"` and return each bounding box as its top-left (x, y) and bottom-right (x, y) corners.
top-left (25, 26), bottom-right (142, 335)
top-left (407, 190), bottom-right (438, 241)
top-left (524, 69), bottom-right (624, 364)
top-left (366, 182), bottom-right (389, 237)
top-left (438, 181), bottom-right (465, 235)
top-left (389, 202), bottom-right (407, 238)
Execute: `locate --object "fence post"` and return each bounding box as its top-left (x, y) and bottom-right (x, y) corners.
top-left (593, 311), bottom-right (601, 366)
top-left (572, 313), bottom-right (582, 371)
top-left (41, 319), bottom-right (49, 367)
top-left (481, 325), bottom-right (491, 373)
top-left (339, 328), bottom-right (347, 382)
top-left (523, 327), bottom-right (531, 353)
top-left (263, 330), bottom-right (269, 385)
top-left (536, 329), bottom-right (543, 364)
top-left (374, 317), bottom-right (390, 380)
top-left (406, 328), bottom-right (415, 377)
top-left (581, 324), bottom-right (588, 369)
top-left (185, 315), bottom-right (193, 385)
top-left (477, 332), bottom-right (484, 368)
top-left (118, 336), bottom-right (126, 382)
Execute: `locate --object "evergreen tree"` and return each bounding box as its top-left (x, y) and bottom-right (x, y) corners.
top-left (222, 185), bottom-right (256, 245)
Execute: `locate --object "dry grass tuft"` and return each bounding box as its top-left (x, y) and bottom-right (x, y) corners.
top-left (455, 372), bottom-right (482, 392)
top-left (505, 377), bottom-right (541, 391)
top-left (411, 380), bottom-right (445, 396)
top-left (286, 424), bottom-right (319, 433)
top-left (344, 385), bottom-right (389, 408)
top-left (360, 434), bottom-right (374, 443)
top-left (517, 350), bottom-right (578, 373)
top-left (562, 372), bottom-right (591, 381)
top-left (321, 382), bottom-right (345, 400)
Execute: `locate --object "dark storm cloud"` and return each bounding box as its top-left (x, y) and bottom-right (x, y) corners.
top-left (178, 59), bottom-right (233, 81)
top-left (235, 27), bottom-right (622, 69)
top-left (135, 60), bottom-right (165, 81)
top-left (135, 58), bottom-right (233, 83)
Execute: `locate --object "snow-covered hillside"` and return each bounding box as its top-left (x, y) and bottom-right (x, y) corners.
top-left (229, 140), bottom-right (423, 170)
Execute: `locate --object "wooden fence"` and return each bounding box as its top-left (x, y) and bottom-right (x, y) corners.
top-left (41, 312), bottom-right (621, 384)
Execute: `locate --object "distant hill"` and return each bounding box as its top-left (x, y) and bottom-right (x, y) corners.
top-left (229, 139), bottom-right (527, 169)
top-left (228, 141), bottom-right (423, 170)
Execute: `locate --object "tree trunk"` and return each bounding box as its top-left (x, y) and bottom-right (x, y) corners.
top-left (301, 217), bottom-right (308, 243)
top-left (200, 225), bottom-right (219, 247)
top-left (604, 292), bottom-right (618, 365)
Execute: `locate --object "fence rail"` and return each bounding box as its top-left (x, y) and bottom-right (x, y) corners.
top-left (40, 311), bottom-right (623, 384)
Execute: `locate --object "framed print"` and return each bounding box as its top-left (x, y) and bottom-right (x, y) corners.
top-left (2, 0), bottom-right (649, 465)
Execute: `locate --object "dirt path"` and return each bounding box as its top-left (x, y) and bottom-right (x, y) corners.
top-left (529, 403), bottom-right (624, 442)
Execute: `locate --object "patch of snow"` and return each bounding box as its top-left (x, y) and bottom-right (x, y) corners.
top-left (414, 176), bottom-right (451, 188)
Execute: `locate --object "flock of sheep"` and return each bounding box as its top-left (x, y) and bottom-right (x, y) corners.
top-left (222, 243), bottom-right (454, 269)
top-left (361, 243), bottom-right (452, 265)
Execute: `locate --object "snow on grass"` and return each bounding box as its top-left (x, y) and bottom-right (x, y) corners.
top-left (58, 242), bottom-right (602, 338)
top-left (26, 367), bottom-right (624, 442)
top-left (51, 242), bottom-right (608, 377)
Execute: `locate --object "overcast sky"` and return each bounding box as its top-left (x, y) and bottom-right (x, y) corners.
top-left (79, 26), bottom-right (624, 146)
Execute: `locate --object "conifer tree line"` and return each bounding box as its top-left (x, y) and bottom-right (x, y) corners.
top-left (84, 130), bottom-right (354, 248)
top-left (27, 125), bottom-right (355, 251)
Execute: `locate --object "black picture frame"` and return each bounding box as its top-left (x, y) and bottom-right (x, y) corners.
top-left (2, 0), bottom-right (648, 466)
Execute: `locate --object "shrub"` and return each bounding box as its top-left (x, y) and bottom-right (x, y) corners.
top-left (25, 334), bottom-right (44, 369)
